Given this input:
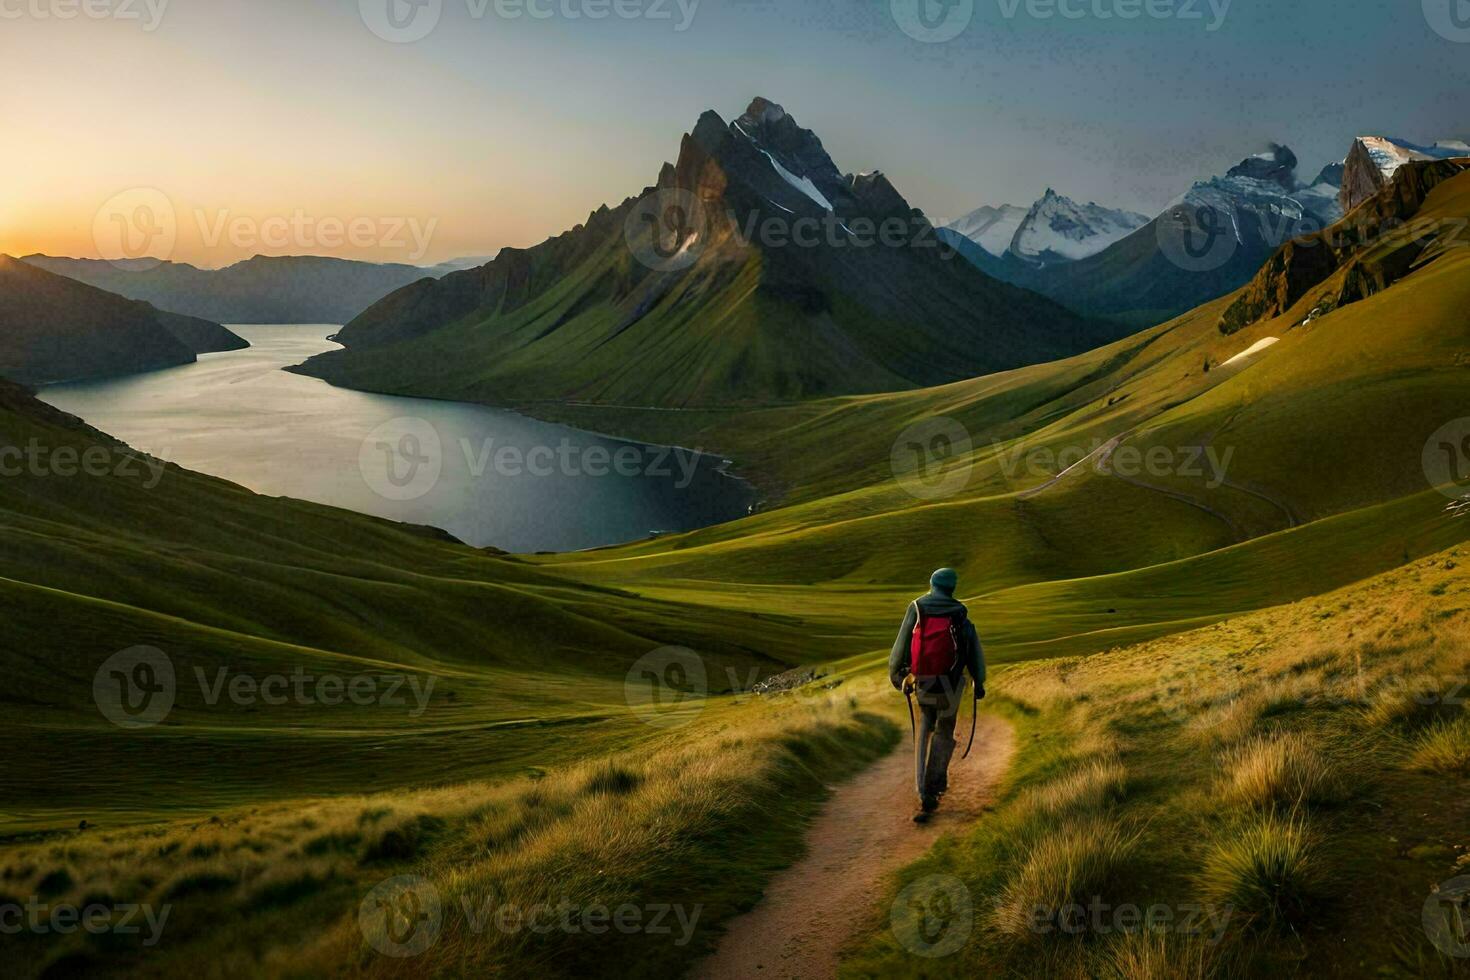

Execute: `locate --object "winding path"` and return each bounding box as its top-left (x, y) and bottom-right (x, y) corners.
top-left (694, 714), bottom-right (1016, 979)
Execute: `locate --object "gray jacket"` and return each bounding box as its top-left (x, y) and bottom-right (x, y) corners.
top-left (888, 590), bottom-right (986, 692)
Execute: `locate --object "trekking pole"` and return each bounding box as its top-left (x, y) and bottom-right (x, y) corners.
top-left (903, 676), bottom-right (917, 743)
top-left (961, 692), bottom-right (978, 760)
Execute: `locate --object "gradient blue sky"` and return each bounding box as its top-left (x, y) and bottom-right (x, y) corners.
top-left (3, 0), bottom-right (1466, 265)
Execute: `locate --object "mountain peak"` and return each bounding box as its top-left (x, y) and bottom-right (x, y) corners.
top-left (1009, 190), bottom-right (1149, 265)
top-left (743, 97), bottom-right (787, 125)
top-left (1225, 144), bottom-right (1298, 188)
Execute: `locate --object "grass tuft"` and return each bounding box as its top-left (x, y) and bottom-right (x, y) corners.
top-left (1198, 814), bottom-right (1324, 929)
top-left (1091, 930), bottom-right (1220, 979)
top-left (995, 817), bottom-right (1142, 939)
top-left (1407, 716), bottom-right (1470, 774)
top-left (1218, 732), bottom-right (1339, 810)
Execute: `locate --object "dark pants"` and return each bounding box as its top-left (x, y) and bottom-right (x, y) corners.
top-left (914, 679), bottom-right (966, 798)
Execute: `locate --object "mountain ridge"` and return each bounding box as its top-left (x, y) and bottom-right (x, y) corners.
top-left (20, 253), bottom-right (464, 325)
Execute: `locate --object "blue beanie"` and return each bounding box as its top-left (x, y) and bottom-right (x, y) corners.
top-left (931, 568), bottom-right (959, 593)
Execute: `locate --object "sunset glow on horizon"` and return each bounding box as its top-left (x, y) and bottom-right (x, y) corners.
top-left (3, 0), bottom-right (1466, 268)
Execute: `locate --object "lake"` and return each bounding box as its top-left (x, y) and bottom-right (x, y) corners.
top-left (40, 325), bottom-right (753, 553)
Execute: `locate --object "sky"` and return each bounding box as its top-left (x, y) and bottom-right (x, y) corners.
top-left (2, 0), bottom-right (1467, 267)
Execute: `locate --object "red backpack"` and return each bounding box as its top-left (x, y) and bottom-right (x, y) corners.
top-left (909, 602), bottom-right (962, 681)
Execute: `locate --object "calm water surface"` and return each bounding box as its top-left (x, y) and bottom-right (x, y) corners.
top-left (41, 325), bottom-right (752, 552)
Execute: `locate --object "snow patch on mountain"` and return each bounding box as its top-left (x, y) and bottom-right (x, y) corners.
top-left (757, 144), bottom-right (834, 211)
top-left (1357, 136), bottom-right (1468, 181)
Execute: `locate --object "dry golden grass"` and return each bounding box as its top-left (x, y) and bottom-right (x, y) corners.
top-left (1022, 760), bottom-right (1129, 819)
top-left (1216, 732), bottom-right (1339, 810)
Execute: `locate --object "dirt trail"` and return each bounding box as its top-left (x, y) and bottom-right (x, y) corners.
top-left (694, 714), bottom-right (1015, 980)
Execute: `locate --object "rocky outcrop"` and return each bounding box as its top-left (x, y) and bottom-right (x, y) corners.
top-left (1219, 159), bottom-right (1470, 335)
top-left (1339, 137), bottom-right (1470, 213)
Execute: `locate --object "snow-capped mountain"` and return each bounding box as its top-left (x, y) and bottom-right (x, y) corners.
top-left (1171, 144), bottom-right (1344, 244)
top-left (1008, 190), bottom-right (1148, 265)
top-left (1340, 136), bottom-right (1470, 211)
top-left (950, 143), bottom-right (1349, 327)
top-left (943, 204), bottom-right (1028, 257)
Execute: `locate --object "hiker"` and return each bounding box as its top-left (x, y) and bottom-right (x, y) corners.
top-left (888, 568), bottom-right (986, 824)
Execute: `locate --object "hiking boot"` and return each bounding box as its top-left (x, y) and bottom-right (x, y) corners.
top-left (922, 794), bottom-right (940, 813)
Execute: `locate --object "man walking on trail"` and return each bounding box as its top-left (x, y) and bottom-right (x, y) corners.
top-left (888, 568), bottom-right (986, 824)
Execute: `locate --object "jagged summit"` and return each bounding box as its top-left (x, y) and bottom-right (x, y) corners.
top-left (1340, 136), bottom-right (1470, 211)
